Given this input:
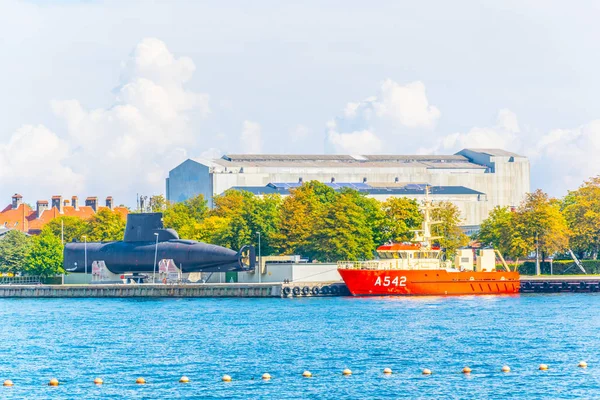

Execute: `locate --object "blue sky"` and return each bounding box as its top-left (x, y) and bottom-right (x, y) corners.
top-left (1, 0), bottom-right (600, 205)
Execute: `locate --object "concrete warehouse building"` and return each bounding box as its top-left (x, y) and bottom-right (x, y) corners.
top-left (166, 149), bottom-right (530, 231)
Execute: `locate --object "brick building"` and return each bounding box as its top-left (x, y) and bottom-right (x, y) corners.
top-left (0, 194), bottom-right (128, 235)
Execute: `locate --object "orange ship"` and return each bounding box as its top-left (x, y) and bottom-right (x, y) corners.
top-left (338, 187), bottom-right (520, 296)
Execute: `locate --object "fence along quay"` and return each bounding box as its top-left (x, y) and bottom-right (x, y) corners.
top-left (0, 282), bottom-right (349, 298)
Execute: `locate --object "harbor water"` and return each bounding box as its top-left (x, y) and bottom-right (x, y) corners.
top-left (0, 294), bottom-right (599, 399)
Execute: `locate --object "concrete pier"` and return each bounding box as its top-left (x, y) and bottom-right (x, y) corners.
top-left (0, 282), bottom-right (348, 298)
top-left (520, 275), bottom-right (600, 293)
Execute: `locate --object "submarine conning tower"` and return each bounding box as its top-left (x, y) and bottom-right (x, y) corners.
top-left (124, 212), bottom-right (179, 242)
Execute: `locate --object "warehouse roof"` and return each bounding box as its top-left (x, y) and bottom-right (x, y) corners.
top-left (211, 154), bottom-right (486, 170)
top-left (461, 148), bottom-right (523, 157)
top-left (226, 183), bottom-right (484, 196)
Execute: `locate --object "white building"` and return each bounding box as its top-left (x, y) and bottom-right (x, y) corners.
top-left (166, 149), bottom-right (530, 230)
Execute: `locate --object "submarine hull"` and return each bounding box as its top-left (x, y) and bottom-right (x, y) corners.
top-left (64, 240), bottom-right (254, 274)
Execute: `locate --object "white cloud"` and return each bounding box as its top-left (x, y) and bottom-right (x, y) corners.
top-left (1, 37), bottom-right (211, 203)
top-left (375, 80), bottom-right (441, 128)
top-left (0, 38), bottom-right (212, 203)
top-left (198, 147), bottom-right (223, 160)
top-left (326, 128), bottom-right (382, 154)
top-left (240, 120), bottom-right (262, 154)
top-left (532, 120), bottom-right (600, 192)
top-left (429, 109), bottom-right (520, 153)
top-left (325, 80), bottom-right (440, 154)
top-left (0, 125), bottom-right (84, 197)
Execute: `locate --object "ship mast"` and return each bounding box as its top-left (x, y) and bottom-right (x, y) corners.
top-left (413, 185), bottom-right (441, 250)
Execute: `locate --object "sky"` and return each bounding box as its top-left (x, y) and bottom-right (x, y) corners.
top-left (2, 0), bottom-right (600, 207)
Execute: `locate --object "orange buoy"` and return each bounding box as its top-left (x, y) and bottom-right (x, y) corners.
top-left (539, 364), bottom-right (549, 371)
top-left (501, 366), bottom-right (511, 373)
top-left (48, 378), bottom-right (59, 386)
top-left (136, 377), bottom-right (146, 384)
top-left (383, 368), bottom-right (392, 375)
top-left (93, 378), bottom-right (103, 385)
top-left (462, 367), bottom-right (472, 374)
top-left (3, 380), bottom-right (13, 387)
top-left (422, 369), bottom-right (432, 375)
top-left (342, 368), bottom-right (352, 376)
top-left (179, 376), bottom-right (190, 383)
top-left (302, 371), bottom-right (312, 378)
top-left (578, 361), bottom-right (588, 368)
top-left (262, 373), bottom-right (271, 380)
top-left (222, 375), bottom-right (232, 382)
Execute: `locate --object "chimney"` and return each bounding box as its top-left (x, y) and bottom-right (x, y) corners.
top-left (63, 199), bottom-right (70, 208)
top-left (106, 196), bottom-right (114, 210)
top-left (51, 195), bottom-right (63, 213)
top-left (11, 194), bottom-right (22, 209)
top-left (72, 196), bottom-right (79, 210)
top-left (36, 200), bottom-right (49, 218)
top-left (85, 196), bottom-right (98, 212)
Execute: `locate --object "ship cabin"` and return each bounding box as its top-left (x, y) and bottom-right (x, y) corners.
top-left (376, 243), bottom-right (442, 260)
top-left (338, 242), bottom-right (445, 271)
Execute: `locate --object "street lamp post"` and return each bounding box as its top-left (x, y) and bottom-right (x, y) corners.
top-left (153, 232), bottom-right (159, 284)
top-left (82, 235), bottom-right (87, 277)
top-left (256, 231), bottom-right (261, 284)
top-left (535, 233), bottom-right (540, 276)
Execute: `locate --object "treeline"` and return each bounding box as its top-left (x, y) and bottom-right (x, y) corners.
top-left (0, 209), bottom-right (126, 277)
top-left (477, 177), bottom-right (600, 262)
top-left (6, 176), bottom-right (600, 278)
top-left (157, 181), bottom-right (468, 262)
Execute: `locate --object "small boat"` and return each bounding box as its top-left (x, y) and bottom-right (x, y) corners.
top-left (337, 187), bottom-right (520, 296)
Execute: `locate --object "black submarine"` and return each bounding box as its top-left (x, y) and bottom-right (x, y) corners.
top-left (63, 213), bottom-right (255, 274)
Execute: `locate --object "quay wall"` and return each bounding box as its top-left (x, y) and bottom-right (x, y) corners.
top-left (0, 282), bottom-right (348, 298)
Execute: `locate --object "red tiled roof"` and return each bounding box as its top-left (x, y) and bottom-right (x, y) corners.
top-left (63, 205), bottom-right (96, 219)
top-left (1, 198), bottom-right (129, 235)
top-left (0, 203), bottom-right (33, 232)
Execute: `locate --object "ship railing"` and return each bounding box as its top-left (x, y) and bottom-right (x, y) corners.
top-left (337, 261), bottom-right (382, 270)
top-left (338, 260), bottom-right (444, 271)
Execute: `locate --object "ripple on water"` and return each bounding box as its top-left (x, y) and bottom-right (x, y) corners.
top-left (0, 294), bottom-right (599, 399)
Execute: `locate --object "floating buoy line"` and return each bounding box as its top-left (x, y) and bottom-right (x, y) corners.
top-left (0, 363), bottom-right (590, 388)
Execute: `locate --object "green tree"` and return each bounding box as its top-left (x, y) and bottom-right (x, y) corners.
top-left (312, 192), bottom-right (375, 261)
top-left (563, 177), bottom-right (600, 259)
top-left (272, 181), bottom-right (336, 256)
top-left (477, 206), bottom-right (514, 252)
top-left (25, 228), bottom-right (64, 278)
top-left (0, 230), bottom-right (31, 275)
top-left (246, 194), bottom-right (282, 256)
top-left (45, 216), bottom-right (88, 244)
top-left (148, 195), bottom-right (167, 212)
top-left (86, 209), bottom-right (126, 241)
top-left (205, 190), bottom-right (254, 250)
top-left (163, 194), bottom-right (209, 240)
top-left (338, 188), bottom-right (386, 247)
top-left (476, 206), bottom-right (523, 263)
top-left (380, 197), bottom-right (423, 243)
top-left (513, 189), bottom-right (570, 260)
top-left (431, 201), bottom-right (469, 259)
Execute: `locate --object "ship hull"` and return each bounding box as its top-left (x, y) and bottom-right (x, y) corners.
top-left (338, 269), bottom-right (520, 296)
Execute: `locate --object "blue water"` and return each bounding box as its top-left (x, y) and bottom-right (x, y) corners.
top-left (0, 295), bottom-right (599, 399)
